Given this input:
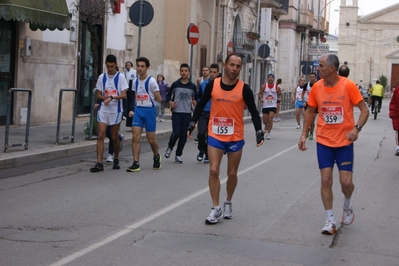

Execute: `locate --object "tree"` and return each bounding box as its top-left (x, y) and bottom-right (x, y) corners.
top-left (379, 74), bottom-right (388, 89)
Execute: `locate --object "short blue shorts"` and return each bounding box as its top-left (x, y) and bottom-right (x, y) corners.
top-left (295, 101), bottom-right (304, 109)
top-left (132, 107), bottom-right (157, 132)
top-left (317, 142), bottom-right (354, 171)
top-left (208, 136), bottom-right (245, 154)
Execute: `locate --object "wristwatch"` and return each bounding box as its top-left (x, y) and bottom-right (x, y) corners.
top-left (110, 95), bottom-right (114, 100)
top-left (355, 125), bottom-right (362, 131)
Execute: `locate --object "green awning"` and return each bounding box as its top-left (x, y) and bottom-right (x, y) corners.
top-left (0, 0), bottom-right (70, 31)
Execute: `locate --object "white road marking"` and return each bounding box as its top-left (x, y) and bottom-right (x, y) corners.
top-left (49, 144), bottom-right (298, 266)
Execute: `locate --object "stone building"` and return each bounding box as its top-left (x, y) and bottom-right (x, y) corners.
top-left (278, 0), bottom-right (331, 91)
top-left (337, 0), bottom-right (399, 89)
top-left (0, 0), bottom-right (331, 126)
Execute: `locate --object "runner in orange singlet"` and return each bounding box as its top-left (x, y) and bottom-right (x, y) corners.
top-left (298, 53), bottom-right (369, 235)
top-left (187, 53), bottom-right (265, 225)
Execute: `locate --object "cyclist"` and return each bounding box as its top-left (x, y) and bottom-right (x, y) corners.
top-left (371, 80), bottom-right (384, 114)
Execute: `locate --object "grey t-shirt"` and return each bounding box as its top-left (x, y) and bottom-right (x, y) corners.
top-left (169, 79), bottom-right (197, 113)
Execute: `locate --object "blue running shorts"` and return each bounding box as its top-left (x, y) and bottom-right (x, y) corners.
top-left (132, 107), bottom-right (157, 132)
top-left (317, 142), bottom-right (354, 171)
top-left (208, 136), bottom-right (245, 154)
top-left (295, 101), bottom-right (304, 109)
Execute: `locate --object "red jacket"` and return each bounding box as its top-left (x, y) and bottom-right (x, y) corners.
top-left (389, 86), bottom-right (399, 119)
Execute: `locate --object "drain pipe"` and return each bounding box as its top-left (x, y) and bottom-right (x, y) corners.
top-left (252, 0), bottom-right (261, 94)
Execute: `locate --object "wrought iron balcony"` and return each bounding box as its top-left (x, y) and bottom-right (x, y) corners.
top-left (260, 0), bottom-right (289, 15)
top-left (233, 30), bottom-right (257, 51)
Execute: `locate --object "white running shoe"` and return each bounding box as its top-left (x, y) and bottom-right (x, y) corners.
top-left (164, 147), bottom-right (172, 158)
top-left (266, 132), bottom-right (271, 140)
top-left (273, 117), bottom-right (278, 122)
top-left (205, 207), bottom-right (222, 224)
top-left (106, 153), bottom-right (113, 162)
top-left (321, 219), bottom-right (337, 235)
top-left (223, 202), bottom-right (233, 219)
top-left (175, 156), bottom-right (183, 164)
top-left (342, 205), bottom-right (354, 225)
top-left (296, 124), bottom-right (301, 129)
top-left (395, 148), bottom-right (399, 156)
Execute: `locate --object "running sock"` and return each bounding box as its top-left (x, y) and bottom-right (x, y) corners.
top-left (396, 145), bottom-right (399, 150)
top-left (224, 199), bottom-right (232, 204)
top-left (344, 198), bottom-right (351, 208)
top-left (213, 206), bottom-right (221, 209)
top-left (326, 209), bottom-right (335, 222)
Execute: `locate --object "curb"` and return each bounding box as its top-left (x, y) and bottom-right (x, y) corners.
top-left (0, 110), bottom-right (293, 170)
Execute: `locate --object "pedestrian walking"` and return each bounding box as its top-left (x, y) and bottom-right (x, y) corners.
top-left (389, 85), bottom-right (399, 155)
top-left (258, 73), bottom-right (281, 140)
top-left (164, 63), bottom-right (197, 164)
top-left (196, 63), bottom-right (220, 163)
top-left (187, 53), bottom-right (265, 225)
top-left (298, 53), bottom-right (369, 235)
top-left (90, 54), bottom-right (128, 172)
top-left (156, 74), bottom-right (169, 122)
top-left (126, 57), bottom-right (162, 172)
top-left (292, 77), bottom-right (305, 129)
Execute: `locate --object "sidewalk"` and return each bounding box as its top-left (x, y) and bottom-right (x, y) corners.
top-left (0, 116), bottom-right (174, 170)
top-left (0, 110), bottom-right (294, 170)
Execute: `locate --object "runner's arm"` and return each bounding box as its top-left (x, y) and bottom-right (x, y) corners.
top-left (192, 81), bottom-right (213, 123)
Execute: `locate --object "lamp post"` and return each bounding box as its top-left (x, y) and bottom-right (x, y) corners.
top-left (318, 0), bottom-right (336, 32)
top-left (317, 0), bottom-right (336, 55)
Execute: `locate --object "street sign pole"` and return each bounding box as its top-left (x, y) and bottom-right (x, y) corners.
top-left (129, 1), bottom-right (154, 58)
top-left (187, 23), bottom-right (199, 81)
top-left (137, 0), bottom-right (143, 58)
top-left (190, 44), bottom-right (194, 80)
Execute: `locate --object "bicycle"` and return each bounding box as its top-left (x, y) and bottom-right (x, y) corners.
top-left (373, 100), bottom-right (379, 120)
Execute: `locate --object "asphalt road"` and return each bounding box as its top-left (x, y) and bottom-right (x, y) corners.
top-left (0, 104), bottom-right (398, 266)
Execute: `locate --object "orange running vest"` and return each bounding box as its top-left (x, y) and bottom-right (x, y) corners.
top-left (308, 77), bottom-right (363, 147)
top-left (208, 78), bottom-right (245, 142)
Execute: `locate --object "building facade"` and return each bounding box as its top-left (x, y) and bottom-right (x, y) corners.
top-left (0, 0), bottom-right (331, 126)
top-left (337, 0), bottom-right (399, 90)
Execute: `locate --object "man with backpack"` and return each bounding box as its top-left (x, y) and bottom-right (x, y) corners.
top-left (126, 57), bottom-right (162, 172)
top-left (90, 54), bottom-right (128, 172)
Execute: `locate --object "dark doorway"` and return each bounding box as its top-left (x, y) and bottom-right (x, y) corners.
top-left (391, 64), bottom-right (399, 89)
top-left (0, 20), bottom-right (16, 125)
top-left (77, 23), bottom-right (103, 114)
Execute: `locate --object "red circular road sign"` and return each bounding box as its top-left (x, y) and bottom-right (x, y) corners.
top-left (227, 41), bottom-right (235, 55)
top-left (187, 23), bottom-right (199, 45)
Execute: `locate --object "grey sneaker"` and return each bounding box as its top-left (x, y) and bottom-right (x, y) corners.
top-left (164, 147), bottom-right (172, 158)
top-left (205, 207), bottom-right (222, 225)
top-left (342, 205), bottom-right (354, 225)
top-left (223, 201), bottom-right (233, 219)
top-left (175, 156), bottom-right (183, 164)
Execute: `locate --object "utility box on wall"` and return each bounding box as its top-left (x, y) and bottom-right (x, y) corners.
top-left (20, 107), bottom-right (27, 125)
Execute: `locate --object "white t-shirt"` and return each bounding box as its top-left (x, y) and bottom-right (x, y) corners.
top-left (132, 76), bottom-right (159, 108)
top-left (262, 83), bottom-right (278, 108)
top-left (96, 72), bottom-right (128, 113)
top-left (295, 86), bottom-right (303, 102)
top-left (124, 68), bottom-right (137, 82)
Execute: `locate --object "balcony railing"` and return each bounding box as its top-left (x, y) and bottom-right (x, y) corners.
top-left (233, 30), bottom-right (257, 51)
top-left (260, 0), bottom-right (289, 13)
